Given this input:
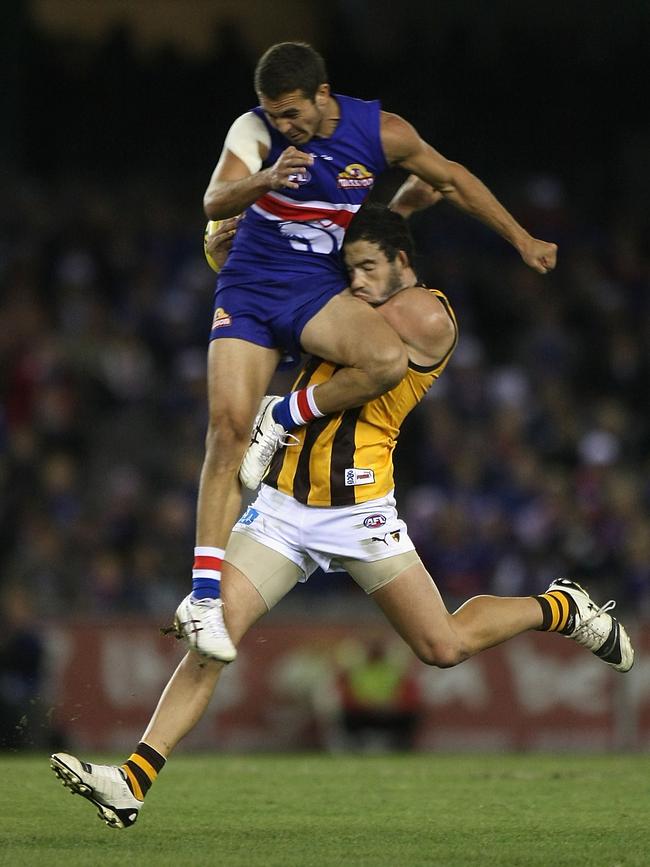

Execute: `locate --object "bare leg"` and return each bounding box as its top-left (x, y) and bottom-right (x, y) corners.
top-left (300, 293), bottom-right (408, 412)
top-left (451, 594), bottom-right (542, 656)
top-left (370, 562), bottom-right (542, 667)
top-left (196, 339), bottom-right (280, 546)
top-left (142, 564), bottom-right (268, 756)
top-left (140, 653), bottom-right (223, 757)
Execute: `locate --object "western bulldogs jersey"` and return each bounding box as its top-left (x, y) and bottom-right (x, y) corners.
top-left (217, 95), bottom-right (389, 288)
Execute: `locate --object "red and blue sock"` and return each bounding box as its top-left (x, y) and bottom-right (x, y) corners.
top-left (271, 385), bottom-right (325, 431)
top-left (191, 546), bottom-right (224, 599)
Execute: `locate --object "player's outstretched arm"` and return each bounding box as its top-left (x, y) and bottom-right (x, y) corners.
top-left (380, 113), bottom-right (557, 274)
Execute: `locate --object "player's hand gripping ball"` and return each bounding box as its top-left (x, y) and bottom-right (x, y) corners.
top-left (203, 217), bottom-right (239, 273)
top-left (204, 220), bottom-right (224, 272)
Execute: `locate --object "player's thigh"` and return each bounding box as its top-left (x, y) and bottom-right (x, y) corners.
top-left (207, 337), bottom-right (281, 432)
top-left (225, 530), bottom-right (303, 614)
top-left (219, 560), bottom-right (273, 645)
top-left (370, 562), bottom-right (455, 650)
top-left (300, 293), bottom-right (403, 368)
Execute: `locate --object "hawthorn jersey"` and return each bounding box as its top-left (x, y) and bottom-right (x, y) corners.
top-left (265, 289), bottom-right (458, 506)
top-left (217, 94), bottom-right (388, 289)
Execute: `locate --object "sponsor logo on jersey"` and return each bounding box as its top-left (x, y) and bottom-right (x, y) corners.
top-left (345, 468), bottom-right (376, 487)
top-left (212, 307), bottom-right (232, 329)
top-left (287, 169), bottom-right (311, 185)
top-left (337, 163), bottom-right (374, 189)
top-left (363, 513), bottom-right (386, 529)
top-left (238, 507), bottom-right (259, 526)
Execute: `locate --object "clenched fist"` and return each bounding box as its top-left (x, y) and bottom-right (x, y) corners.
top-left (264, 147), bottom-right (314, 191)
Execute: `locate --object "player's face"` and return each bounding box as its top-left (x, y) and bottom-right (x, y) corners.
top-left (344, 240), bottom-right (406, 305)
top-left (258, 88), bottom-right (328, 144)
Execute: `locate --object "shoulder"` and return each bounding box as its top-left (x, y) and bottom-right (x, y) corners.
top-left (222, 111), bottom-right (271, 172)
top-left (226, 111), bottom-right (271, 142)
top-left (337, 93), bottom-right (380, 108)
top-left (379, 286), bottom-right (457, 366)
top-left (379, 111), bottom-right (423, 164)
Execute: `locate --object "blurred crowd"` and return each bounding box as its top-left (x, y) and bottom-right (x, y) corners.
top-left (1, 178), bottom-right (210, 619)
top-left (1, 173), bottom-right (648, 620)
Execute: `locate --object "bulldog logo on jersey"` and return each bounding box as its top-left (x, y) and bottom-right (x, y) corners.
top-left (337, 164), bottom-right (375, 189)
top-left (212, 307), bottom-right (232, 329)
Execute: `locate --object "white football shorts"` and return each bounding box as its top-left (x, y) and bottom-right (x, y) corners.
top-left (226, 484), bottom-right (420, 608)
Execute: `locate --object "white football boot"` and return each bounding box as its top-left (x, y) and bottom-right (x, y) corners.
top-left (548, 578), bottom-right (634, 672)
top-left (50, 753), bottom-right (142, 829)
top-left (239, 396), bottom-right (297, 490)
top-left (174, 594), bottom-right (237, 662)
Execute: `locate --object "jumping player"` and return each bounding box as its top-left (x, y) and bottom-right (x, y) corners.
top-left (178, 42), bottom-right (558, 662)
top-left (50, 207), bottom-right (630, 830)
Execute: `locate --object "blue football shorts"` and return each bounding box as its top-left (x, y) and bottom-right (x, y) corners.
top-left (209, 272), bottom-right (346, 369)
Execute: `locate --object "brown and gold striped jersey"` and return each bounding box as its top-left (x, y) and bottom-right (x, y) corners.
top-left (265, 288), bottom-right (457, 506)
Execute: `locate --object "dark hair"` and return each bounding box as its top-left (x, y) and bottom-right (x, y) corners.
top-left (254, 42), bottom-right (328, 101)
top-left (345, 203), bottom-right (415, 264)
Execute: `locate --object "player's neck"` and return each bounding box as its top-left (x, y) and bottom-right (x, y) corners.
top-left (400, 269), bottom-right (418, 290)
top-left (375, 271), bottom-right (420, 306)
top-left (314, 96), bottom-right (340, 138)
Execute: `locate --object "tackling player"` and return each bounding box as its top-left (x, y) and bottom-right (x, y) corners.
top-left (50, 206), bottom-right (630, 830)
top-left (179, 41), bottom-right (558, 662)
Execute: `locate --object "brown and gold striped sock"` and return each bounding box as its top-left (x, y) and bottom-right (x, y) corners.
top-left (120, 742), bottom-right (166, 801)
top-left (534, 589), bottom-right (578, 634)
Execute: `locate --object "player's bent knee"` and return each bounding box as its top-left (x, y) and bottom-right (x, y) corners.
top-left (205, 411), bottom-right (251, 456)
top-left (364, 342), bottom-right (408, 396)
top-left (413, 638), bottom-right (465, 669)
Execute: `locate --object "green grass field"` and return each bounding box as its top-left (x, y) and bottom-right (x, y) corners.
top-left (1, 753), bottom-right (648, 866)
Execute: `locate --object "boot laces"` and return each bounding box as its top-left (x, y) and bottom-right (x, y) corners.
top-left (202, 602), bottom-right (230, 639)
top-left (258, 429), bottom-right (299, 464)
top-left (572, 599), bottom-right (616, 648)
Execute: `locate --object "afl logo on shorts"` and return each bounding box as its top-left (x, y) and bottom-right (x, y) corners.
top-left (363, 514), bottom-right (386, 529)
top-left (212, 307), bottom-right (232, 329)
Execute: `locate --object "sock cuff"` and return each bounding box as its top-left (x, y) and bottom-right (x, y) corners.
top-left (291, 387), bottom-right (325, 425)
top-left (194, 546), bottom-right (225, 558)
top-left (193, 546), bottom-right (224, 576)
top-left (137, 741), bottom-right (167, 772)
top-left (534, 594), bottom-right (554, 631)
top-left (534, 590), bottom-right (575, 633)
top-left (304, 385), bottom-right (324, 418)
top-left (273, 387), bottom-right (326, 430)
top-left (121, 742), bottom-right (166, 801)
